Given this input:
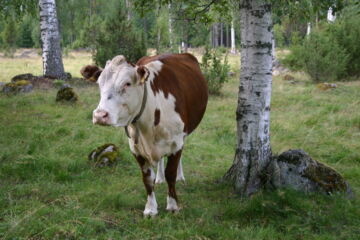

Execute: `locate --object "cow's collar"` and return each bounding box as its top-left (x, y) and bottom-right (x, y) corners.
top-left (124, 82), bottom-right (148, 142)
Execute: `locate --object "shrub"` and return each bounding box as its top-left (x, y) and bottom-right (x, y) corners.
top-left (274, 24), bottom-right (285, 48)
top-left (326, 5), bottom-right (360, 77)
top-left (302, 32), bottom-right (349, 82)
top-left (92, 7), bottom-right (146, 67)
top-left (1, 17), bottom-right (18, 57)
top-left (201, 46), bottom-right (230, 95)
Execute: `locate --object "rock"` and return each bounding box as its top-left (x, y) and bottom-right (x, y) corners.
top-left (88, 143), bottom-right (120, 167)
top-left (11, 73), bottom-right (34, 82)
top-left (55, 87), bottom-right (78, 102)
top-left (2, 80), bottom-right (33, 94)
top-left (0, 82), bottom-right (5, 90)
top-left (268, 150), bottom-right (352, 196)
top-left (228, 71), bottom-right (236, 77)
top-left (283, 74), bottom-right (295, 81)
top-left (317, 83), bottom-right (337, 91)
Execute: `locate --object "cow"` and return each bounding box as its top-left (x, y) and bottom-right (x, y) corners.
top-left (83, 53), bottom-right (208, 216)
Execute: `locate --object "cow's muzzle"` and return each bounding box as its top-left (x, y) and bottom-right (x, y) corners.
top-left (93, 109), bottom-right (110, 125)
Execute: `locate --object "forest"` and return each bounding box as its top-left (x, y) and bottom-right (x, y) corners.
top-left (0, 0), bottom-right (360, 239)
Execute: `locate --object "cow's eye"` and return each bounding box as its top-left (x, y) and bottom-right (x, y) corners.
top-left (125, 82), bottom-right (131, 87)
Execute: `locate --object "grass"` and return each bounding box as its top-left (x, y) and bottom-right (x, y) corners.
top-left (0, 50), bottom-right (359, 239)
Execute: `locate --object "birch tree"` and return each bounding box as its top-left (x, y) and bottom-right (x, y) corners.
top-left (223, 0), bottom-right (273, 196)
top-left (39, 0), bottom-right (66, 79)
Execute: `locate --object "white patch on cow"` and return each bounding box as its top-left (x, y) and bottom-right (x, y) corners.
top-left (176, 158), bottom-right (185, 182)
top-left (144, 192), bottom-right (158, 217)
top-left (166, 196), bottom-right (179, 212)
top-left (155, 158), bottom-right (165, 184)
top-left (127, 60), bottom-right (186, 166)
top-left (145, 61), bottom-right (163, 82)
top-left (94, 56), bottom-right (145, 127)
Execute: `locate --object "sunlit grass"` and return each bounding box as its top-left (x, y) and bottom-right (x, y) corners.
top-left (0, 50), bottom-right (359, 239)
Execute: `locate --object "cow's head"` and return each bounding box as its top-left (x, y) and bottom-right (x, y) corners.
top-left (91, 55), bottom-right (149, 127)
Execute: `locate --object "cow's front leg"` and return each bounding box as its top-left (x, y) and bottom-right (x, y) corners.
top-left (165, 149), bottom-right (182, 212)
top-left (135, 155), bottom-right (158, 217)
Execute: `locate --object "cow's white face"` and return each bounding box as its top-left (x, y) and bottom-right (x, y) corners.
top-left (93, 55), bottom-right (146, 127)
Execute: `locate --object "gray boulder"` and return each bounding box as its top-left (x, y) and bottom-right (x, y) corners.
top-left (268, 150), bottom-right (352, 196)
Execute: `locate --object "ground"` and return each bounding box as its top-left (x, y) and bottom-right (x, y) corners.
top-left (0, 49), bottom-right (359, 239)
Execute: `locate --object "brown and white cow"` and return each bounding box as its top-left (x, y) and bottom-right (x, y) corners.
top-left (83, 53), bottom-right (208, 216)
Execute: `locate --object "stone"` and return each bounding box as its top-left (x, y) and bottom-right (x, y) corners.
top-left (11, 73), bottom-right (34, 82)
top-left (2, 80), bottom-right (33, 94)
top-left (283, 74), bottom-right (295, 81)
top-left (268, 149), bottom-right (352, 196)
top-left (88, 143), bottom-right (120, 167)
top-left (317, 83), bottom-right (337, 91)
top-left (55, 87), bottom-right (78, 102)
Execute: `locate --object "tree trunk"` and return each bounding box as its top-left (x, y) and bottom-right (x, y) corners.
top-left (230, 20), bottom-right (236, 53)
top-left (220, 22), bottom-right (224, 47)
top-left (126, 0), bottom-right (131, 21)
top-left (306, 22), bottom-right (311, 36)
top-left (39, 0), bottom-right (66, 79)
top-left (213, 23), bottom-right (219, 48)
top-left (327, 7), bottom-right (336, 22)
top-left (168, 3), bottom-right (173, 49)
top-left (223, 0), bottom-right (273, 196)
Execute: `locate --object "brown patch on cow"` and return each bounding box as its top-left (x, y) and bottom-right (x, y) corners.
top-left (137, 65), bottom-right (149, 83)
top-left (137, 53), bottom-right (208, 134)
top-left (80, 65), bottom-right (102, 82)
top-left (154, 109), bottom-right (161, 126)
top-left (135, 155), bottom-right (154, 195)
top-left (165, 149), bottom-right (183, 201)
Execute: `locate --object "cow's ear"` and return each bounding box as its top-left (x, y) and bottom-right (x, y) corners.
top-left (80, 65), bottom-right (102, 82)
top-left (136, 65), bottom-right (149, 85)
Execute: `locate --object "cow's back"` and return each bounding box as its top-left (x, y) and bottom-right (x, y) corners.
top-left (137, 53), bottom-right (208, 134)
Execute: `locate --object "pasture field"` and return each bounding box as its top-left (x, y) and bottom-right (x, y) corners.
top-left (0, 50), bottom-right (359, 239)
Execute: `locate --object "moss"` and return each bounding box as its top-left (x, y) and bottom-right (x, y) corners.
top-left (303, 161), bottom-right (348, 193)
top-left (88, 143), bottom-right (120, 167)
top-left (2, 80), bottom-right (32, 94)
top-left (56, 87), bottom-right (78, 102)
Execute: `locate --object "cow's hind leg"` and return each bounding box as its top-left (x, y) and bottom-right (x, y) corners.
top-left (155, 158), bottom-right (165, 184)
top-left (135, 155), bottom-right (158, 217)
top-left (165, 149), bottom-right (182, 212)
top-left (176, 157), bottom-right (185, 182)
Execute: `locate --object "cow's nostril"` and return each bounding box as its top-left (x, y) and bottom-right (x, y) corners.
top-left (103, 112), bottom-right (109, 118)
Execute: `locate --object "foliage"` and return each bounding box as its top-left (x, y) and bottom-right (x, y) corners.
top-left (92, 7), bottom-right (146, 67)
top-left (283, 1), bottom-right (360, 82)
top-left (284, 31), bottom-right (348, 82)
top-left (273, 24), bottom-right (285, 48)
top-left (201, 46), bottom-right (230, 95)
top-left (326, 3), bottom-right (360, 77)
top-left (1, 17), bottom-right (18, 57)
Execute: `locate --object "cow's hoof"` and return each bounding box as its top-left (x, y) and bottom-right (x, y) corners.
top-left (143, 209), bottom-right (158, 218)
top-left (166, 196), bottom-right (180, 213)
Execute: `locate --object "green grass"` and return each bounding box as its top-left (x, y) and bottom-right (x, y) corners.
top-left (0, 51), bottom-right (359, 239)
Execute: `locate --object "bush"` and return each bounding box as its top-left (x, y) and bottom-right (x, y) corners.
top-left (327, 5), bottom-right (360, 77)
top-left (303, 33), bottom-right (348, 82)
top-left (1, 18), bottom-right (18, 57)
top-left (91, 7), bottom-right (146, 67)
top-left (201, 46), bottom-right (230, 95)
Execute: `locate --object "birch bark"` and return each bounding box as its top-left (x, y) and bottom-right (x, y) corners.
top-left (224, 0), bottom-right (273, 196)
top-left (230, 20), bottom-right (236, 53)
top-left (39, 0), bottom-right (66, 79)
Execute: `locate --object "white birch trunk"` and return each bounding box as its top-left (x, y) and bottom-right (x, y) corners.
top-left (126, 0), bottom-right (131, 21)
top-left (306, 22), bottom-right (311, 36)
top-left (327, 7), bottom-right (336, 22)
top-left (168, 3), bottom-right (173, 49)
top-left (224, 0), bottom-right (273, 196)
top-left (230, 20), bottom-right (236, 54)
top-left (39, 0), bottom-right (66, 79)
